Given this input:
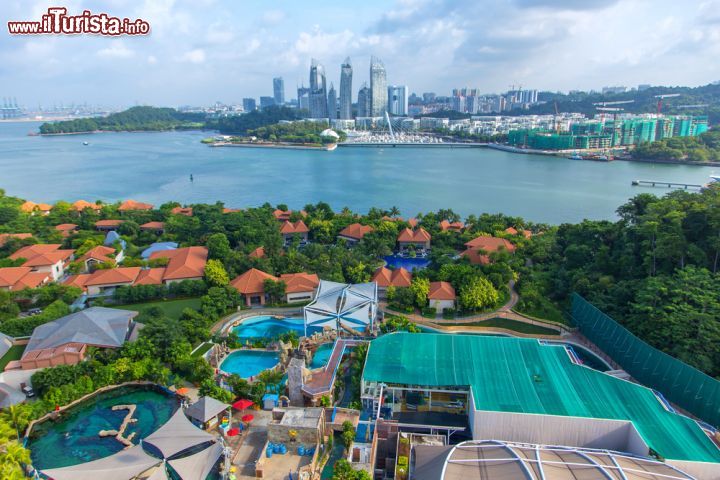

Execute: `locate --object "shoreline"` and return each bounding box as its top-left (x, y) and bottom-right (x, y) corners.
top-left (208, 141), bottom-right (337, 151)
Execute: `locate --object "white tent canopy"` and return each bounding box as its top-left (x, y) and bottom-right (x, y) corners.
top-left (304, 280), bottom-right (378, 335)
top-left (143, 408), bottom-right (214, 459)
top-left (167, 442), bottom-right (223, 480)
top-left (145, 464), bottom-right (171, 480)
top-left (40, 445), bottom-right (160, 480)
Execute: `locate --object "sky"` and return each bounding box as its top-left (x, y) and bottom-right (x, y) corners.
top-left (1, 0), bottom-right (720, 108)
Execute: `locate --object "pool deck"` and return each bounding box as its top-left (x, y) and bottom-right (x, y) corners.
top-left (302, 339), bottom-right (366, 397)
top-left (213, 308), bottom-right (304, 335)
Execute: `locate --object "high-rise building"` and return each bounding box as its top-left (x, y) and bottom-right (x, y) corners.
top-left (369, 56), bottom-right (387, 117)
top-left (357, 83), bottom-right (372, 117)
top-left (273, 77), bottom-right (285, 105)
top-left (387, 85), bottom-right (408, 116)
top-left (339, 57), bottom-right (353, 119)
top-left (259, 96), bottom-right (275, 110)
top-left (297, 85), bottom-right (310, 111)
top-left (242, 98), bottom-right (256, 112)
top-left (309, 59), bottom-right (328, 118)
top-left (422, 92), bottom-right (436, 103)
top-left (327, 83), bottom-right (337, 120)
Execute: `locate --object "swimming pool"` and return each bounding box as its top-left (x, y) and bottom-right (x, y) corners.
top-left (231, 316), bottom-right (321, 340)
top-left (28, 385), bottom-right (178, 469)
top-left (384, 255), bottom-right (430, 271)
top-left (310, 343), bottom-right (334, 369)
top-left (220, 350), bottom-right (280, 379)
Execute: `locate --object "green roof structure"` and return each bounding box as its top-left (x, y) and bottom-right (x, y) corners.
top-left (363, 333), bottom-right (720, 464)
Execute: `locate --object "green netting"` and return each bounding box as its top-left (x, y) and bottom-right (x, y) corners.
top-left (363, 332), bottom-right (720, 463)
top-left (572, 293), bottom-right (720, 430)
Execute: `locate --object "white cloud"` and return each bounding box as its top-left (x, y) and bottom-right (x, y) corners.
top-left (97, 41), bottom-right (135, 58)
top-left (180, 48), bottom-right (206, 64)
top-left (262, 10), bottom-right (286, 25)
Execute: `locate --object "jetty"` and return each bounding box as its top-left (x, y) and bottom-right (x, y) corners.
top-left (631, 179), bottom-right (703, 189)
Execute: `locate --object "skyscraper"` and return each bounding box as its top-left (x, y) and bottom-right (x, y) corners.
top-left (259, 96), bottom-right (275, 110)
top-left (327, 83), bottom-right (337, 120)
top-left (297, 85), bottom-right (310, 111)
top-left (339, 57), bottom-right (353, 119)
top-left (369, 56), bottom-right (387, 117)
top-left (357, 83), bottom-right (371, 117)
top-left (242, 98), bottom-right (256, 112)
top-left (309, 59), bottom-right (328, 118)
top-left (273, 77), bottom-right (285, 105)
top-left (387, 85), bottom-right (408, 116)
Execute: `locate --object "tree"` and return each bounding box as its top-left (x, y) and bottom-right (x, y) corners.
top-left (459, 276), bottom-right (499, 311)
top-left (207, 233), bottom-right (231, 261)
top-left (409, 277), bottom-right (430, 308)
top-left (204, 259), bottom-right (230, 287)
top-left (263, 279), bottom-right (287, 305)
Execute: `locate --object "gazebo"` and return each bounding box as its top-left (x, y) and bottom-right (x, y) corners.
top-left (185, 396), bottom-right (231, 430)
top-left (303, 280), bottom-right (378, 336)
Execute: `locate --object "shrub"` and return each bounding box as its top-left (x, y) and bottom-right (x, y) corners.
top-left (421, 307), bottom-right (436, 318)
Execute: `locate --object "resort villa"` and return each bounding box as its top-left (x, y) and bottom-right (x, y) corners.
top-left (460, 235), bottom-right (516, 265)
top-left (9, 244), bottom-right (75, 281)
top-left (7, 307), bottom-right (139, 370)
top-left (249, 246), bottom-right (266, 258)
top-left (20, 201), bottom-right (53, 215)
top-left (0, 233), bottom-right (33, 246)
top-left (0, 267), bottom-right (50, 291)
top-left (280, 220), bottom-right (310, 245)
top-left (71, 199), bottom-right (102, 212)
top-left (118, 199), bottom-right (154, 212)
top-left (505, 226), bottom-right (532, 238)
top-left (372, 266), bottom-right (412, 295)
top-left (148, 246), bottom-right (208, 284)
top-left (78, 245), bottom-right (124, 272)
top-left (171, 206), bottom-right (193, 216)
top-left (54, 223), bottom-right (78, 237)
top-left (230, 268), bottom-right (319, 306)
top-left (397, 227), bottom-right (432, 254)
top-left (273, 209), bottom-right (306, 222)
top-left (95, 219), bottom-right (125, 231)
top-left (439, 220), bottom-right (465, 232)
top-left (337, 223), bottom-right (374, 245)
top-left (428, 281), bottom-right (456, 311)
top-left (140, 221), bottom-right (165, 234)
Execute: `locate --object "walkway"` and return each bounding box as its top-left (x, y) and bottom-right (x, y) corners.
top-left (302, 338), bottom-right (366, 397)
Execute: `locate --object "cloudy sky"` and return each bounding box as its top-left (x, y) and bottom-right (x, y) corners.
top-left (2, 0), bottom-right (720, 108)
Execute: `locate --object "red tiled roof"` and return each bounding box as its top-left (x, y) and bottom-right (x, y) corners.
top-left (119, 199), bottom-right (154, 211)
top-left (230, 268), bottom-right (278, 294)
top-left (140, 221), bottom-right (165, 230)
top-left (429, 281), bottom-right (455, 301)
top-left (95, 219), bottom-right (125, 228)
top-left (63, 274), bottom-right (91, 290)
top-left (372, 267), bottom-right (412, 288)
top-left (459, 248), bottom-right (490, 265)
top-left (79, 246), bottom-right (117, 264)
top-left (0, 267), bottom-right (33, 288)
top-left (72, 200), bottom-right (102, 211)
top-left (12, 271), bottom-right (51, 290)
top-left (135, 268), bottom-right (166, 285)
top-left (339, 223), bottom-right (374, 240)
top-left (83, 267), bottom-right (141, 286)
top-left (464, 235), bottom-right (516, 253)
top-left (223, 208), bottom-right (241, 214)
top-left (408, 218), bottom-right (418, 228)
top-left (273, 209), bottom-right (306, 221)
top-left (9, 244), bottom-right (74, 267)
top-left (504, 227), bottom-right (518, 235)
top-left (280, 220), bottom-right (309, 235)
top-left (279, 272), bottom-right (320, 293)
top-left (55, 223), bottom-right (78, 232)
top-left (397, 227), bottom-right (431, 243)
top-left (440, 220), bottom-right (465, 231)
top-left (20, 201), bottom-right (53, 213)
top-left (249, 247), bottom-right (266, 259)
top-left (171, 206), bottom-right (193, 216)
top-left (149, 246), bottom-right (208, 280)
top-left (0, 233), bottom-right (32, 246)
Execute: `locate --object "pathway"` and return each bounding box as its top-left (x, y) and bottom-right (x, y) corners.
top-left (302, 339), bottom-right (366, 397)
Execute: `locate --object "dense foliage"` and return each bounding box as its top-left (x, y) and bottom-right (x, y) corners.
top-left (632, 130), bottom-right (720, 162)
top-left (246, 120), bottom-right (347, 145)
top-left (38, 106), bottom-right (206, 134)
top-left (206, 105), bottom-right (304, 134)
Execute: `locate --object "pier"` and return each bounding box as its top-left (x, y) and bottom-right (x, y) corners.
top-left (631, 179), bottom-right (704, 190)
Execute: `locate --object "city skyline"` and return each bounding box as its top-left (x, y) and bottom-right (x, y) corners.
top-left (2, 0), bottom-right (720, 107)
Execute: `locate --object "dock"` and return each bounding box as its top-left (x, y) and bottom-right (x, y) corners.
top-left (631, 179), bottom-right (704, 190)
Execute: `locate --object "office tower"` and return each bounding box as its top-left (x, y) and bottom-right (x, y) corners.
top-left (273, 77), bottom-right (285, 105)
top-left (327, 83), bottom-right (337, 120)
top-left (297, 85), bottom-right (310, 111)
top-left (387, 85), bottom-right (408, 116)
top-left (309, 58), bottom-right (328, 118)
top-left (422, 92), bottom-right (436, 103)
top-left (369, 56), bottom-right (387, 117)
top-left (259, 96), bottom-right (275, 110)
top-left (357, 83), bottom-right (371, 117)
top-left (242, 98), bottom-right (256, 112)
top-left (339, 57), bottom-right (353, 119)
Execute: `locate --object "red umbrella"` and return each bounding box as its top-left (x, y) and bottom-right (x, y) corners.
top-left (227, 427), bottom-right (240, 437)
top-left (233, 399), bottom-right (253, 410)
top-left (241, 414), bottom-right (254, 423)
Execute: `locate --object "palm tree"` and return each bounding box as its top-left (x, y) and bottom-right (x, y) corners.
top-left (389, 206), bottom-right (401, 218)
top-left (0, 440), bottom-right (31, 479)
top-left (2, 405), bottom-right (29, 439)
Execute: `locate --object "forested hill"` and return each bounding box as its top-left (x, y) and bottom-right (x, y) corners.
top-left (520, 185), bottom-right (720, 377)
top-left (38, 106), bottom-right (206, 134)
top-left (517, 82), bottom-right (720, 125)
top-left (204, 106), bottom-right (305, 134)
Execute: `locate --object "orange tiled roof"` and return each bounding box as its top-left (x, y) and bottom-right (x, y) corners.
top-left (372, 267), bottom-right (412, 288)
top-left (464, 235), bottom-right (516, 253)
top-left (55, 223), bottom-right (78, 232)
top-left (20, 201), bottom-right (53, 213)
top-left (440, 220), bottom-right (465, 231)
top-left (459, 248), bottom-right (490, 265)
top-left (279, 272), bottom-right (320, 293)
top-left (408, 218), bottom-right (418, 228)
top-left (63, 274), bottom-right (92, 291)
top-left (118, 199), bottom-right (154, 211)
top-left (249, 246), bottom-right (266, 259)
top-left (0, 233), bottom-right (32, 246)
top-left (9, 244), bottom-right (74, 267)
top-left (0, 267), bottom-right (33, 288)
top-left (149, 246), bottom-right (208, 281)
top-left (429, 281), bottom-right (455, 301)
top-left (339, 223), bottom-right (374, 240)
top-left (230, 268), bottom-right (278, 294)
top-left (397, 227), bottom-right (431, 243)
top-left (83, 267), bottom-right (141, 286)
top-left (223, 208), bottom-right (241, 214)
top-left (11, 271), bottom-right (50, 290)
top-left (72, 200), bottom-right (102, 211)
top-left (135, 268), bottom-right (166, 285)
top-left (171, 206), bottom-right (193, 216)
top-left (79, 246), bottom-right (116, 264)
top-left (95, 219), bottom-right (125, 228)
top-left (140, 221), bottom-right (165, 230)
top-left (280, 220), bottom-right (309, 235)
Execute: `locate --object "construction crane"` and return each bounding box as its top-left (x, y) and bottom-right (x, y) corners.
top-left (553, 101), bottom-right (561, 133)
top-left (675, 104), bottom-right (709, 109)
top-left (592, 100), bottom-right (635, 107)
top-left (654, 94), bottom-right (680, 114)
top-left (596, 106), bottom-right (625, 147)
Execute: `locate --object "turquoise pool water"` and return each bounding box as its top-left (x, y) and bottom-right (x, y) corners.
top-left (384, 255), bottom-right (430, 271)
top-left (310, 343), bottom-right (334, 369)
top-left (220, 350), bottom-right (280, 379)
top-left (28, 385), bottom-right (178, 469)
top-left (231, 316), bottom-right (321, 340)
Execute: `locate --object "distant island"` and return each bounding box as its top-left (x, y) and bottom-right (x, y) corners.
top-left (38, 106), bottom-right (206, 134)
top-left (203, 120), bottom-right (346, 150)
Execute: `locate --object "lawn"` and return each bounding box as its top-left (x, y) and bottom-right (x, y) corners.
top-left (114, 297), bottom-right (202, 320)
top-left (465, 318), bottom-right (559, 336)
top-left (0, 344), bottom-right (25, 370)
top-left (191, 342), bottom-right (214, 358)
